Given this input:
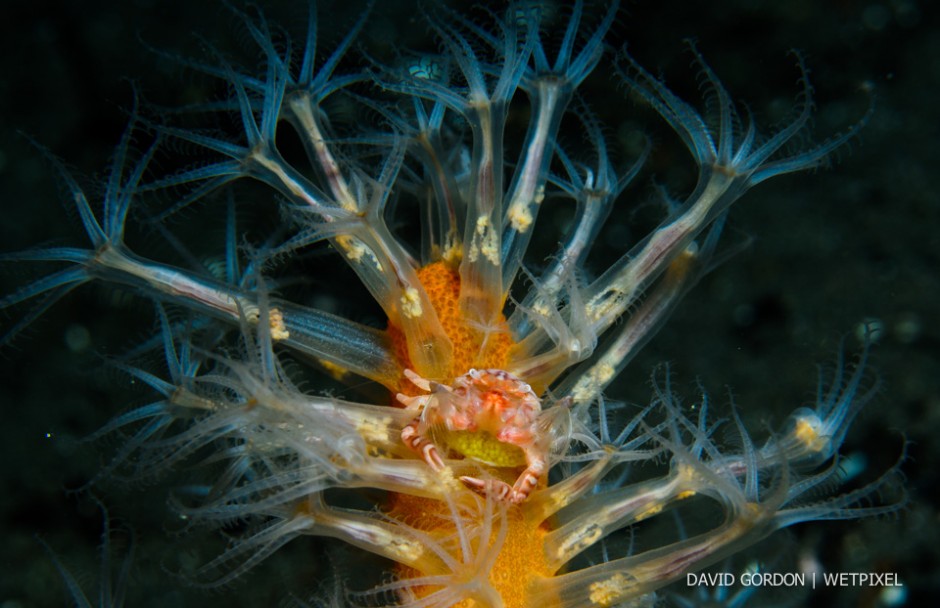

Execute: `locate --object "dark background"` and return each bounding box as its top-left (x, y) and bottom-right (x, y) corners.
top-left (1, 0), bottom-right (936, 605)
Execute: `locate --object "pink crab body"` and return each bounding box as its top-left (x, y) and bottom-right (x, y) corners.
top-left (397, 368), bottom-right (548, 504)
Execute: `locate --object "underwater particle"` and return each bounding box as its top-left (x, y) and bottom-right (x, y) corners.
top-left (880, 582), bottom-right (908, 606)
top-left (63, 323), bottom-right (91, 352)
top-left (893, 312), bottom-right (922, 344)
top-left (862, 4), bottom-right (891, 31)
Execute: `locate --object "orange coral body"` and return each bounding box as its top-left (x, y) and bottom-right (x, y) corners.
top-left (385, 261), bottom-right (557, 607)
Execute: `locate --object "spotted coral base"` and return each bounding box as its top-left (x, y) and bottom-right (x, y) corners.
top-left (385, 262), bottom-right (559, 606)
top-left (386, 492), bottom-right (558, 607)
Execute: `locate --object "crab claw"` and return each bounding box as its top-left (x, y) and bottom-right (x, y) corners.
top-left (402, 368), bottom-right (432, 391)
top-left (396, 392), bottom-right (423, 409)
top-left (402, 422), bottom-right (445, 471)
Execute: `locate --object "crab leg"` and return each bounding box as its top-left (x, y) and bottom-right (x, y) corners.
top-left (462, 448), bottom-right (547, 504)
top-left (460, 476), bottom-right (513, 501)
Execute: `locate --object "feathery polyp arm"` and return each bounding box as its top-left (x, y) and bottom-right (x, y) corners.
top-left (246, 146), bottom-right (344, 218)
top-left (584, 171), bottom-right (735, 335)
top-left (271, 301), bottom-right (400, 385)
top-left (500, 80), bottom-right (570, 288)
top-left (500, 0), bottom-right (620, 287)
top-left (346, 457), bottom-right (456, 500)
top-left (767, 338), bottom-right (878, 465)
top-left (249, 143), bottom-right (455, 379)
top-left (329, 225), bottom-right (456, 380)
top-left (411, 99), bottom-right (463, 264)
top-left (302, 499), bottom-right (445, 574)
top-left (442, 4), bottom-right (537, 334)
top-left (90, 244), bottom-right (254, 320)
top-left (459, 101), bottom-right (508, 335)
top-left (86, 245), bottom-right (401, 383)
top-left (562, 231), bottom-right (718, 409)
top-left (534, 502), bottom-right (775, 607)
top-left (526, 450), bottom-right (617, 522)
top-left (543, 474), bottom-right (692, 571)
top-left (284, 94), bottom-right (361, 212)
